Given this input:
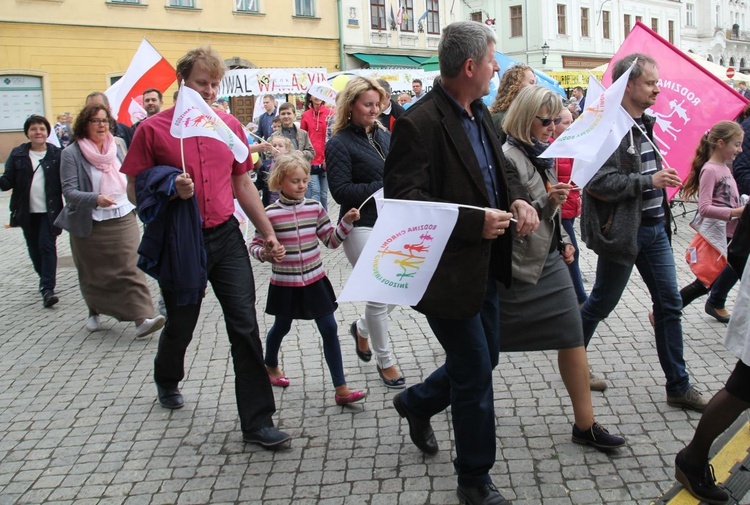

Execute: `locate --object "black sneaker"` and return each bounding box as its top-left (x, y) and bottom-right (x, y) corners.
top-left (456, 483), bottom-right (511, 505)
top-left (572, 422), bottom-right (626, 451)
top-left (675, 449), bottom-right (730, 504)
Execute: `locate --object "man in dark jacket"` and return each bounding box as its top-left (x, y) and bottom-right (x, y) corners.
top-left (733, 115), bottom-right (750, 195)
top-left (384, 21), bottom-right (538, 505)
top-left (580, 53), bottom-right (707, 411)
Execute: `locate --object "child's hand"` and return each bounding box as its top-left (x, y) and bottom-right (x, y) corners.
top-left (562, 243), bottom-right (575, 265)
top-left (264, 238), bottom-right (286, 263)
top-left (343, 208), bottom-right (360, 224)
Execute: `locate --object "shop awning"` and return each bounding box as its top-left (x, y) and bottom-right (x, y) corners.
top-left (352, 53), bottom-right (427, 69)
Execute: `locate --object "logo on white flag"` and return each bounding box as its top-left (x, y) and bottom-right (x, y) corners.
top-left (338, 199), bottom-right (459, 306)
top-left (170, 85), bottom-right (249, 163)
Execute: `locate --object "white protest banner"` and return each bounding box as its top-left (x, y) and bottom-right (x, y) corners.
top-left (338, 199), bottom-right (458, 306)
top-left (219, 68), bottom-right (328, 97)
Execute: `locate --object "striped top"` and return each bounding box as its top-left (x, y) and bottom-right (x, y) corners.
top-left (636, 118), bottom-right (664, 222)
top-left (249, 195), bottom-right (352, 287)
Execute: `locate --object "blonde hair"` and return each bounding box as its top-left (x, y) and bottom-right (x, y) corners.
top-left (267, 152), bottom-right (310, 192)
top-left (268, 134), bottom-right (293, 156)
top-left (176, 45), bottom-right (226, 82)
top-left (503, 86), bottom-right (563, 145)
top-left (490, 65), bottom-right (533, 114)
top-left (331, 76), bottom-right (388, 137)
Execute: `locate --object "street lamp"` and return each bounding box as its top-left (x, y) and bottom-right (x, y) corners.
top-left (542, 42), bottom-right (550, 66)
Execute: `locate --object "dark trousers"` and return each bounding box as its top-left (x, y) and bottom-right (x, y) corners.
top-left (264, 313), bottom-right (345, 387)
top-left (22, 213), bottom-right (58, 294)
top-left (399, 278), bottom-right (500, 487)
top-left (154, 218), bottom-right (276, 433)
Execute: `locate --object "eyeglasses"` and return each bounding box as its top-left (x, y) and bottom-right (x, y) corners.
top-left (535, 116), bottom-right (563, 127)
top-left (88, 118), bottom-right (109, 125)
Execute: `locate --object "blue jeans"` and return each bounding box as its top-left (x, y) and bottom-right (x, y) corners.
top-left (562, 217), bottom-right (587, 304)
top-left (581, 223), bottom-right (689, 395)
top-left (265, 312), bottom-right (345, 387)
top-left (22, 213), bottom-right (58, 294)
top-left (305, 173), bottom-right (329, 211)
top-left (398, 278), bottom-right (500, 487)
top-left (155, 217), bottom-right (276, 433)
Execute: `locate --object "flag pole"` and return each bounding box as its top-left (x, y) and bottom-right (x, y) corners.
top-left (180, 137), bottom-right (186, 173)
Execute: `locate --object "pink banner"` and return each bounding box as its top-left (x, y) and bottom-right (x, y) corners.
top-left (603, 22), bottom-right (748, 199)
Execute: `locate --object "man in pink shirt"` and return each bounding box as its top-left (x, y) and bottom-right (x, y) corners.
top-left (121, 46), bottom-right (290, 449)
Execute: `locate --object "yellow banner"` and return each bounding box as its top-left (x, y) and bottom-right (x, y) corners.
top-left (547, 71), bottom-right (604, 88)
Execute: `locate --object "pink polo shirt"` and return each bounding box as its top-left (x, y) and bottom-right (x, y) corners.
top-left (121, 107), bottom-right (251, 229)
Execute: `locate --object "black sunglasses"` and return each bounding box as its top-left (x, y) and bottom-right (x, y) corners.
top-left (535, 116), bottom-right (563, 127)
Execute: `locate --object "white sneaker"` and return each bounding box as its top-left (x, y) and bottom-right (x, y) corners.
top-left (85, 315), bottom-right (102, 332)
top-left (134, 315), bottom-right (166, 339)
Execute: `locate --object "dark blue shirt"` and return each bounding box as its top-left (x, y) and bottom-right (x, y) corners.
top-left (257, 109), bottom-right (277, 140)
top-left (445, 93), bottom-right (500, 208)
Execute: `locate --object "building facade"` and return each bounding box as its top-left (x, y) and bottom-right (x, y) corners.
top-left (0, 0), bottom-right (339, 160)
top-left (461, 0), bottom-right (682, 88)
top-left (681, 0), bottom-right (750, 72)
top-left (339, 0), bottom-right (456, 69)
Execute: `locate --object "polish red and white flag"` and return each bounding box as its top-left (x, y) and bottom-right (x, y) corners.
top-left (105, 39), bottom-right (175, 126)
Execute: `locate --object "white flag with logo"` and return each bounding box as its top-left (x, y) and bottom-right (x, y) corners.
top-left (540, 61), bottom-right (636, 162)
top-left (569, 77), bottom-right (636, 188)
top-left (170, 85), bottom-right (249, 163)
top-left (338, 199), bottom-right (459, 306)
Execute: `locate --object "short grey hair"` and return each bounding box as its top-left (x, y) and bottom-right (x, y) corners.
top-left (611, 53), bottom-right (657, 82)
top-left (376, 78), bottom-right (392, 95)
top-left (438, 21), bottom-right (496, 79)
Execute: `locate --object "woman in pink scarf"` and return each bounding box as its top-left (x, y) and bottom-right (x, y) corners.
top-left (55, 104), bottom-right (164, 338)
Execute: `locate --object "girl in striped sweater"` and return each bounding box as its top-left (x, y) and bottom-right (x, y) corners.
top-left (249, 152), bottom-right (366, 406)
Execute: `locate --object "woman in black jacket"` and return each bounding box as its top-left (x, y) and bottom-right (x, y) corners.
top-left (326, 76), bottom-right (405, 388)
top-left (0, 115), bottom-right (63, 307)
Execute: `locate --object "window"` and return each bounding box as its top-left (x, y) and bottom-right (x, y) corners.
top-left (557, 4), bottom-right (566, 35)
top-left (581, 7), bottom-right (589, 37)
top-left (624, 14), bottom-right (631, 34)
top-left (651, 17), bottom-right (658, 33)
top-left (111, 0), bottom-right (140, 3)
top-left (169, 0), bottom-right (194, 6)
top-left (602, 10), bottom-right (610, 39)
top-left (716, 5), bottom-right (721, 27)
top-left (402, 0), bottom-right (414, 32)
top-left (510, 5), bottom-right (523, 37)
top-left (668, 20), bottom-right (674, 43)
top-left (636, 15), bottom-right (642, 24)
top-left (426, 0), bottom-right (439, 34)
top-left (370, 0), bottom-right (386, 29)
top-left (235, 0), bottom-right (258, 12)
top-left (0, 75), bottom-right (45, 132)
top-left (470, 11), bottom-right (482, 22)
top-left (686, 4), bottom-right (694, 27)
top-left (295, 0), bottom-right (314, 17)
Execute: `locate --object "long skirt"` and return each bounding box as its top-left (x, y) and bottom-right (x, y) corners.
top-left (70, 212), bottom-right (154, 321)
top-left (498, 251), bottom-right (584, 352)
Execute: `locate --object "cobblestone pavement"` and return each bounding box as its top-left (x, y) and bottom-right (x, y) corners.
top-left (0, 191), bottom-right (745, 505)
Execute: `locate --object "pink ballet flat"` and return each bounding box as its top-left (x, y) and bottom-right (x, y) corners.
top-left (268, 374), bottom-right (290, 388)
top-left (335, 390), bottom-right (367, 405)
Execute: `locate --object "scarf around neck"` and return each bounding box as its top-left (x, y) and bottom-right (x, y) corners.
top-left (77, 134), bottom-right (126, 196)
top-left (506, 133), bottom-right (553, 178)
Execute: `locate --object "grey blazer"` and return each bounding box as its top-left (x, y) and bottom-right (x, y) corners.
top-left (55, 139), bottom-right (127, 238)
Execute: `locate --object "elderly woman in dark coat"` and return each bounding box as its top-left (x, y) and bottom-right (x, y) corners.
top-left (0, 115), bottom-right (63, 307)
